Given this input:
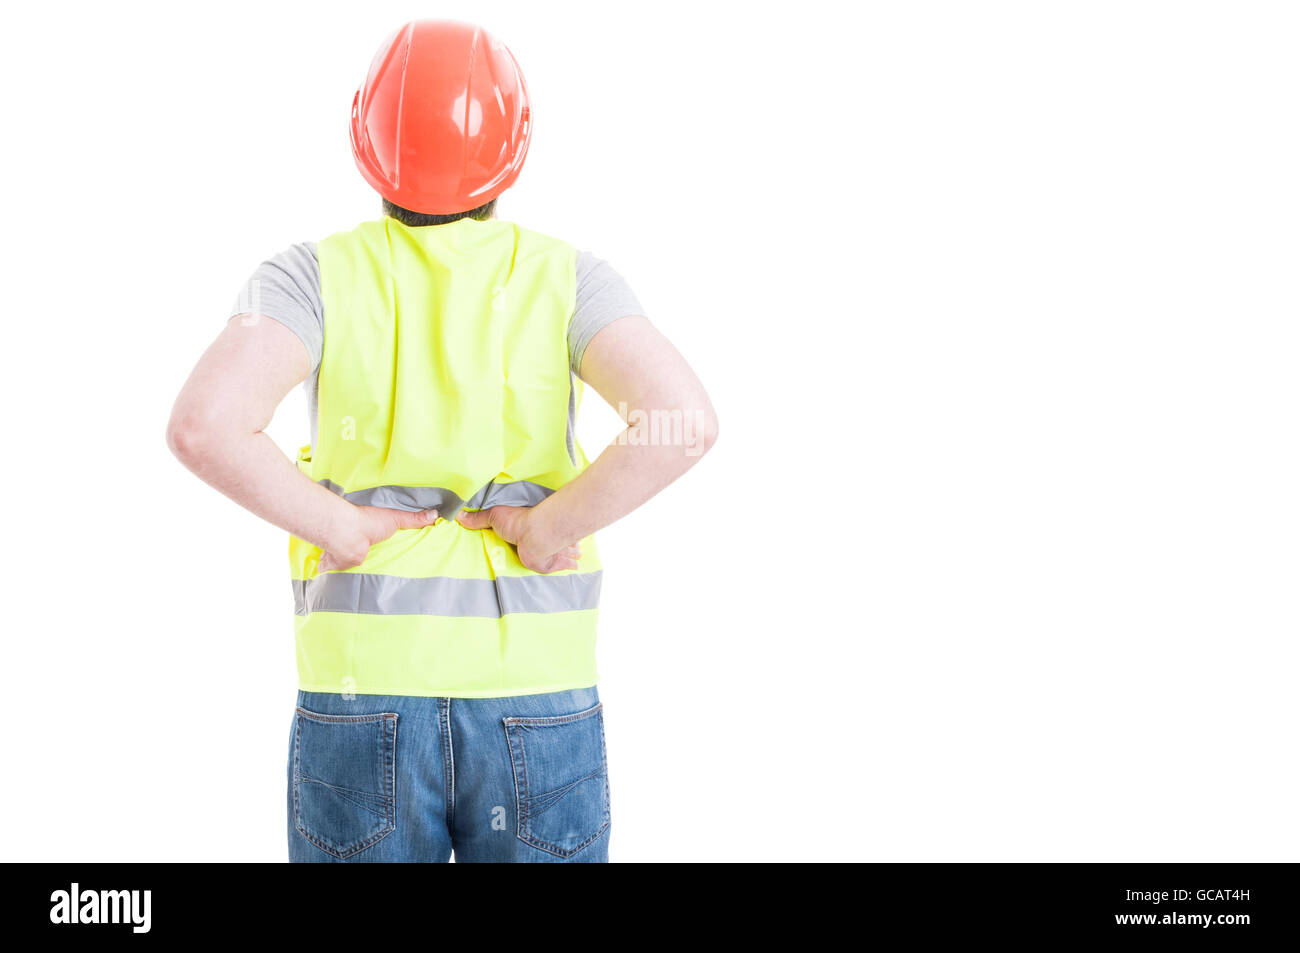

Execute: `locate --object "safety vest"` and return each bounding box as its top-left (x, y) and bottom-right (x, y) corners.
top-left (288, 217), bottom-right (601, 698)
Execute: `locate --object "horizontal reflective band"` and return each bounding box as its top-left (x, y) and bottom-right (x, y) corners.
top-left (320, 480), bottom-right (465, 512)
top-left (293, 571), bottom-right (602, 618)
top-left (320, 479), bottom-right (554, 514)
top-left (465, 480), bottom-right (553, 509)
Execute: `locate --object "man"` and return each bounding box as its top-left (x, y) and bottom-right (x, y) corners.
top-left (167, 20), bottom-right (716, 862)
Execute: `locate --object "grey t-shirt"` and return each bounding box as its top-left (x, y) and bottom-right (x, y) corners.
top-left (231, 239), bottom-right (644, 447)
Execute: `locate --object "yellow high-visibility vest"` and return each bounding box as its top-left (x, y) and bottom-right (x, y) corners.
top-left (288, 217), bottom-right (601, 697)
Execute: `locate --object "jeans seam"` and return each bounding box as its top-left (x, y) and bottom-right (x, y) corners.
top-left (295, 707), bottom-right (393, 725)
top-left (441, 698), bottom-right (455, 832)
top-left (516, 821), bottom-right (610, 858)
top-left (389, 713), bottom-right (399, 838)
top-left (501, 702), bottom-right (603, 728)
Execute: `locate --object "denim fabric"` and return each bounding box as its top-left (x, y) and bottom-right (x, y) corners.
top-left (287, 686), bottom-right (610, 862)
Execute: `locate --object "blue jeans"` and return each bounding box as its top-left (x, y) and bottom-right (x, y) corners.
top-left (287, 686), bottom-right (610, 862)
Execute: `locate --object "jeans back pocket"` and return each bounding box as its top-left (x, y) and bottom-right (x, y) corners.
top-left (503, 702), bottom-right (610, 858)
top-left (292, 708), bottom-right (397, 859)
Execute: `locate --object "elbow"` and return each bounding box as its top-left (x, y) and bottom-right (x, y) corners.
top-left (689, 407), bottom-right (719, 458)
top-left (166, 411), bottom-right (221, 468)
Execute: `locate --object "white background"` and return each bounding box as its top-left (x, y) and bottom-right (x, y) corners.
top-left (0, 0), bottom-right (1296, 862)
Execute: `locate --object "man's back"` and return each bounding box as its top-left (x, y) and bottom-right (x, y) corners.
top-left (291, 216), bottom-right (603, 698)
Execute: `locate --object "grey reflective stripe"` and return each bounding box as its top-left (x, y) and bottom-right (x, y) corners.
top-left (319, 479), bottom-right (553, 514)
top-left (293, 571), bottom-right (601, 618)
top-left (465, 480), bottom-right (554, 510)
top-left (495, 572), bottom-right (602, 614)
top-left (321, 480), bottom-right (466, 513)
top-left (566, 372), bottom-right (578, 466)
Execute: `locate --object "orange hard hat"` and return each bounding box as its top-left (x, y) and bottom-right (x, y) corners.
top-left (350, 20), bottom-right (532, 215)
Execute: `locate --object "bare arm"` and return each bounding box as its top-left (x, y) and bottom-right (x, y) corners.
top-left (166, 315), bottom-right (437, 569)
top-left (457, 315), bottom-right (718, 560)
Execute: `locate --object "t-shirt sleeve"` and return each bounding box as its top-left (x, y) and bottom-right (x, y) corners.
top-left (568, 250), bottom-right (646, 375)
top-left (230, 241), bottom-right (324, 372)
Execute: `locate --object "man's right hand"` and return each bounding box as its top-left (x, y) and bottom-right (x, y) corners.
top-left (456, 505), bottom-right (580, 573)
